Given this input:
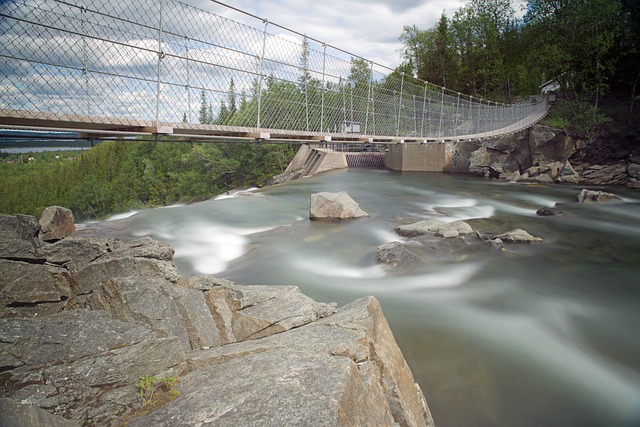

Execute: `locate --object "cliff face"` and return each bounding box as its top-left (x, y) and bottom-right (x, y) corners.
top-left (455, 124), bottom-right (640, 189)
top-left (0, 213), bottom-right (433, 427)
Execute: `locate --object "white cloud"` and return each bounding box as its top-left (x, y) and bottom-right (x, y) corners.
top-left (205, 0), bottom-right (469, 69)
top-left (1, 0), bottom-right (532, 127)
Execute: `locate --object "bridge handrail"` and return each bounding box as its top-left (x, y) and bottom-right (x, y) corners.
top-left (0, 0), bottom-right (549, 141)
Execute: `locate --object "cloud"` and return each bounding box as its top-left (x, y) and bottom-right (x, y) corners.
top-left (1, 0), bottom-right (529, 127)
top-left (208, 0), bottom-right (470, 68)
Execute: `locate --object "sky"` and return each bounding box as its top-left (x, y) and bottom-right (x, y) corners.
top-left (0, 0), bottom-right (528, 125)
top-left (196, 0), bottom-right (528, 69)
top-left (199, 0), bottom-right (467, 68)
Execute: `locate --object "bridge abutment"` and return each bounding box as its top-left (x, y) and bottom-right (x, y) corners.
top-left (384, 143), bottom-right (449, 172)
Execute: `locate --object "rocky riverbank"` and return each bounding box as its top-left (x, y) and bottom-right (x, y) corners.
top-left (462, 124), bottom-right (640, 189)
top-left (0, 209), bottom-right (433, 426)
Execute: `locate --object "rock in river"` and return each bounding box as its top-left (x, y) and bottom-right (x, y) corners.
top-left (309, 191), bottom-right (369, 220)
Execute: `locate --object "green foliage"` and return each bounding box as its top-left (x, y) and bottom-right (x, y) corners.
top-left (137, 375), bottom-right (178, 407)
top-left (540, 115), bottom-right (568, 130)
top-left (399, 0), bottom-right (635, 134)
top-left (0, 140), bottom-right (296, 221)
top-left (542, 100), bottom-right (612, 137)
top-left (567, 102), bottom-right (613, 138)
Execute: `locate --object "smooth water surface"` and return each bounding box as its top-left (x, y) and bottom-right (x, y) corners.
top-left (83, 169), bottom-right (640, 427)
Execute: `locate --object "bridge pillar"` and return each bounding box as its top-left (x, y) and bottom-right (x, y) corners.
top-left (384, 143), bottom-right (449, 172)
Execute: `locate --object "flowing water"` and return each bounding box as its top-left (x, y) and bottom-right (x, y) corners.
top-left (82, 169), bottom-right (640, 427)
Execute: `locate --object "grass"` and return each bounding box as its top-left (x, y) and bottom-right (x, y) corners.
top-left (118, 375), bottom-right (180, 426)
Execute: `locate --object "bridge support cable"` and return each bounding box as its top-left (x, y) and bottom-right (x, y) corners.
top-left (0, 0), bottom-right (548, 144)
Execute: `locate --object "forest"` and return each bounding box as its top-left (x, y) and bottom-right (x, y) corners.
top-left (1, 0), bottom-right (638, 221)
top-left (398, 0), bottom-right (639, 137)
top-left (0, 142), bottom-right (295, 220)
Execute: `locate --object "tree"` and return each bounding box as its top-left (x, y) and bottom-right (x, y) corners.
top-left (524, 0), bottom-right (622, 135)
top-left (524, 0), bottom-right (621, 106)
top-left (452, 0), bottom-right (516, 97)
top-left (208, 103), bottom-right (214, 124)
top-left (228, 78), bottom-right (237, 117)
top-left (400, 3), bottom-right (514, 98)
top-left (199, 90), bottom-right (208, 124)
top-left (433, 13), bottom-right (456, 88)
top-left (217, 102), bottom-right (229, 125)
top-left (400, 25), bottom-right (430, 81)
top-left (616, 0), bottom-right (640, 122)
top-left (299, 36), bottom-right (312, 88)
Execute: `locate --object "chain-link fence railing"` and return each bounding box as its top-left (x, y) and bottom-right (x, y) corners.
top-left (0, 0), bottom-right (548, 140)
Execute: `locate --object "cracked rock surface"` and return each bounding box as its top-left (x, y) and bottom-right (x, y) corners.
top-left (0, 212), bottom-right (432, 427)
top-left (130, 297), bottom-right (433, 427)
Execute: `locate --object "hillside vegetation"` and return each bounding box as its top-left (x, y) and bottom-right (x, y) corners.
top-left (399, 0), bottom-right (639, 139)
top-left (0, 141), bottom-right (295, 221)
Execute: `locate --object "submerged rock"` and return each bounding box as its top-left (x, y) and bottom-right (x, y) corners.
top-left (376, 241), bottom-right (423, 270)
top-left (536, 207), bottom-right (566, 216)
top-left (576, 189), bottom-right (622, 203)
top-left (493, 229), bottom-right (543, 243)
top-left (395, 219), bottom-right (473, 239)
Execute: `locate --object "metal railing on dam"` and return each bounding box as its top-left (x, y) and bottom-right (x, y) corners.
top-left (0, 0), bottom-right (548, 144)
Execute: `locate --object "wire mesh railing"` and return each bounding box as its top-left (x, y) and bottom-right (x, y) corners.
top-left (0, 0), bottom-right (548, 140)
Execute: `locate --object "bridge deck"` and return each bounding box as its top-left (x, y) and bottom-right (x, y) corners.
top-left (0, 108), bottom-right (548, 145)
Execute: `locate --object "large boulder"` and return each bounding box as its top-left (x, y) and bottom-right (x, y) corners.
top-left (467, 125), bottom-right (585, 178)
top-left (39, 206), bottom-right (75, 242)
top-left (529, 125), bottom-right (584, 164)
top-left (128, 297), bottom-right (434, 427)
top-left (309, 191), bottom-right (369, 220)
top-left (468, 146), bottom-right (520, 177)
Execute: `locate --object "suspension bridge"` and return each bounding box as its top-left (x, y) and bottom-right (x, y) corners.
top-left (0, 0), bottom-right (548, 150)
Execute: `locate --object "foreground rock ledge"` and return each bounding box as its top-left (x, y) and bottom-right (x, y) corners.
top-left (0, 213), bottom-right (433, 427)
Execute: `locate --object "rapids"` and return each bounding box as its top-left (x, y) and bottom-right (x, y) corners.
top-left (84, 169), bottom-right (640, 427)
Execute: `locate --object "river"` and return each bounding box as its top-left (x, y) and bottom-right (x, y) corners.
top-left (81, 168), bottom-right (640, 427)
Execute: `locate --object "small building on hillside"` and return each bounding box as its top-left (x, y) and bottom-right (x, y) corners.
top-left (335, 120), bottom-right (362, 134)
top-left (539, 78), bottom-right (560, 94)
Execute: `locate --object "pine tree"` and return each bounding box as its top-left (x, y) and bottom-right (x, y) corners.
top-left (299, 36), bottom-right (312, 88)
top-left (199, 90), bottom-right (208, 124)
top-left (228, 78), bottom-right (237, 118)
top-left (218, 102), bottom-right (229, 125)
